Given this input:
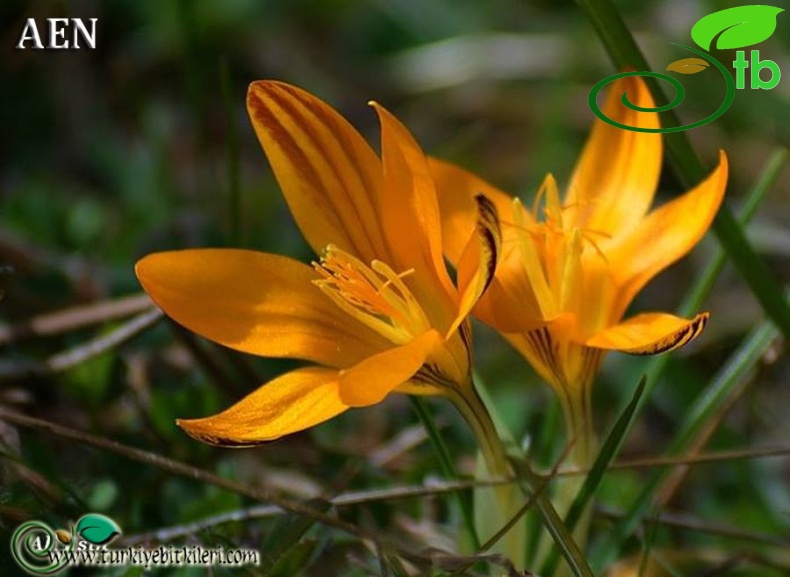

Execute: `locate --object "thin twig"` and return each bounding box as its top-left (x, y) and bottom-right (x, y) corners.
top-left (605, 445), bottom-right (790, 473)
top-left (597, 507), bottom-right (788, 547)
top-left (0, 407), bottom-right (449, 570)
top-left (656, 377), bottom-right (750, 508)
top-left (0, 226), bottom-right (93, 281)
top-left (0, 407), bottom-right (363, 535)
top-left (118, 444), bottom-right (790, 546)
top-left (0, 293), bottom-right (154, 345)
top-left (4, 408), bottom-right (789, 567)
top-left (0, 308), bottom-right (164, 381)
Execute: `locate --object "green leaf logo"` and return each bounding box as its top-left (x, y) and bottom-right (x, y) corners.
top-left (691, 5), bottom-right (784, 51)
top-left (75, 514), bottom-right (121, 545)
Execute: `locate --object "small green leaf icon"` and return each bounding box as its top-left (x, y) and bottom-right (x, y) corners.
top-left (75, 514), bottom-right (121, 545)
top-left (691, 5), bottom-right (784, 51)
top-left (666, 57), bottom-right (710, 74)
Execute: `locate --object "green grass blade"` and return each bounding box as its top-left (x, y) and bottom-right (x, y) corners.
top-left (409, 396), bottom-right (481, 550)
top-left (541, 377), bottom-right (647, 577)
top-left (260, 497), bottom-right (331, 575)
top-left (591, 318), bottom-right (779, 571)
top-left (264, 539), bottom-right (319, 577)
top-left (588, 149), bottom-right (790, 568)
top-left (508, 456), bottom-right (596, 577)
top-left (622, 147), bottom-right (787, 410)
top-left (575, 0), bottom-right (790, 341)
top-left (527, 397), bottom-right (563, 565)
top-left (675, 148), bottom-right (788, 320)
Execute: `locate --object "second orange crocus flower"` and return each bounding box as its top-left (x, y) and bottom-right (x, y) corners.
top-left (135, 81), bottom-right (501, 446)
top-left (429, 76), bottom-right (728, 456)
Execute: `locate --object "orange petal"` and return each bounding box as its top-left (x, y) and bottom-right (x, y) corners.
top-left (565, 76), bottom-right (662, 237)
top-left (474, 277), bottom-right (544, 333)
top-left (425, 159), bottom-right (545, 332)
top-left (450, 195), bottom-right (501, 336)
top-left (339, 330), bottom-right (443, 407)
top-left (136, 249), bottom-right (387, 368)
top-left (586, 312), bottom-right (709, 355)
top-left (247, 81), bottom-right (390, 263)
top-left (473, 239), bottom-right (546, 333)
top-left (427, 157), bottom-right (520, 265)
top-left (177, 367), bottom-right (347, 445)
top-left (609, 151), bottom-right (728, 317)
top-left (370, 103), bottom-right (456, 306)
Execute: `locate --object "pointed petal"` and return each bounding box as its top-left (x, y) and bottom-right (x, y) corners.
top-left (136, 249), bottom-right (387, 368)
top-left (177, 367), bottom-right (347, 445)
top-left (427, 157), bottom-right (520, 264)
top-left (586, 312), bottom-right (709, 355)
top-left (609, 151), bottom-right (728, 317)
top-left (370, 103), bottom-right (456, 306)
top-left (566, 76), bottom-right (662, 237)
top-left (247, 81), bottom-right (389, 263)
top-left (339, 330), bottom-right (443, 407)
top-left (449, 195), bottom-right (502, 336)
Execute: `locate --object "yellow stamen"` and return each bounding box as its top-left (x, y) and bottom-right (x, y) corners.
top-left (514, 198), bottom-right (555, 319)
top-left (512, 176), bottom-right (618, 330)
top-left (313, 245), bottom-right (431, 345)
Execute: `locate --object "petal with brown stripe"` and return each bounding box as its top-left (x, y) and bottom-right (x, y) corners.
top-left (247, 81), bottom-right (390, 264)
top-left (448, 194), bottom-right (502, 336)
top-left (585, 312), bottom-right (709, 355)
top-left (427, 156), bottom-right (520, 265)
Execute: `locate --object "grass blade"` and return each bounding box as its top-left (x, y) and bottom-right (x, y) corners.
top-left (591, 318), bottom-right (779, 571)
top-left (541, 377), bottom-right (647, 577)
top-left (508, 456), bottom-right (596, 577)
top-left (618, 148), bottom-right (788, 414)
top-left (409, 396), bottom-right (481, 550)
top-left (260, 497), bottom-right (330, 575)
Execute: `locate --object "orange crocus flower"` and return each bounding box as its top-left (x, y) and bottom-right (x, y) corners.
top-left (136, 81), bottom-right (500, 446)
top-left (429, 77), bottom-right (728, 444)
